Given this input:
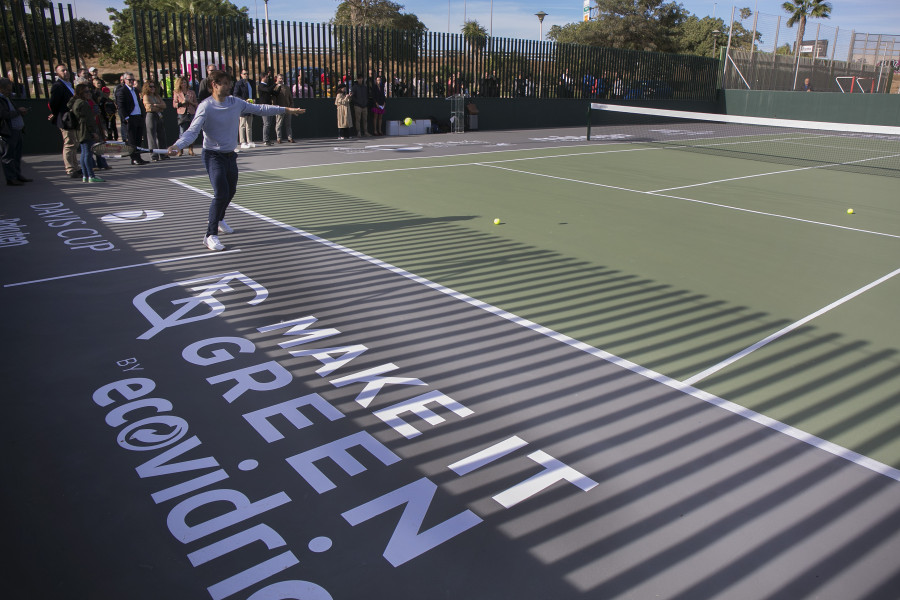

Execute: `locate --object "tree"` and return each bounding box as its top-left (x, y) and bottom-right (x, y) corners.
top-left (71, 18), bottom-right (115, 57)
top-left (781, 0), bottom-right (832, 56)
top-left (106, 0), bottom-right (248, 63)
top-left (676, 15), bottom-right (726, 57)
top-left (1, 1), bottom-right (111, 87)
top-left (547, 0), bottom-right (686, 53)
top-left (332, 0), bottom-right (426, 75)
top-left (1, 0), bottom-right (51, 73)
top-left (333, 0), bottom-right (425, 30)
top-left (462, 19), bottom-right (487, 51)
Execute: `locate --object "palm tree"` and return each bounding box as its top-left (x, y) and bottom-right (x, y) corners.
top-left (462, 19), bottom-right (488, 51)
top-left (781, 0), bottom-right (832, 56)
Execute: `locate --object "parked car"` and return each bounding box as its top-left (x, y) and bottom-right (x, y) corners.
top-left (25, 71), bottom-right (55, 86)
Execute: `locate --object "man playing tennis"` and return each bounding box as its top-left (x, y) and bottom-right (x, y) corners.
top-left (167, 69), bottom-right (306, 251)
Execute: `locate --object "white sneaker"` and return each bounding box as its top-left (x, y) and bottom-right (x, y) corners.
top-left (218, 220), bottom-right (234, 234)
top-left (204, 235), bottom-right (225, 251)
top-left (240, 143), bottom-right (250, 149)
top-left (248, 142), bottom-right (257, 148)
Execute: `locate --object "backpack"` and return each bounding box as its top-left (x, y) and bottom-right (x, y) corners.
top-left (59, 109), bottom-right (78, 130)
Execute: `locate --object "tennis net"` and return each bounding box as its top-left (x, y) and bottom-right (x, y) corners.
top-left (587, 103), bottom-right (900, 178)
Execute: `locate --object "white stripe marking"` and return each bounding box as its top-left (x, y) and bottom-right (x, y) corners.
top-left (449, 437), bottom-right (530, 476)
top-left (683, 266), bottom-right (900, 386)
top-left (4, 250), bottom-right (241, 288)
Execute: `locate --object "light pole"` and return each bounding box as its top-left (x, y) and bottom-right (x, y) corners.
top-left (490, 0), bottom-right (493, 37)
top-left (535, 11), bottom-right (547, 40)
top-left (264, 0), bottom-right (271, 68)
top-left (712, 29), bottom-right (721, 58)
top-left (535, 12), bottom-right (548, 98)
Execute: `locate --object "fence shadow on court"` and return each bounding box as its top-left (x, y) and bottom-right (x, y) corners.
top-left (226, 180), bottom-right (900, 599)
top-left (10, 156), bottom-right (899, 599)
top-left (235, 178), bottom-right (900, 475)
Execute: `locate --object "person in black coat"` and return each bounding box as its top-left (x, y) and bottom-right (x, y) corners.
top-left (115, 72), bottom-right (148, 165)
top-left (47, 64), bottom-right (80, 177)
top-left (198, 64), bottom-right (216, 102)
top-left (256, 67), bottom-right (275, 145)
top-left (1, 76), bottom-right (31, 185)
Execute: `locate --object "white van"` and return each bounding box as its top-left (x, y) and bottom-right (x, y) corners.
top-left (179, 51), bottom-right (223, 82)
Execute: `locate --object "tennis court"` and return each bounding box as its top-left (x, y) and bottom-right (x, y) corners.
top-left (180, 118), bottom-right (900, 472)
top-left (5, 119), bottom-right (900, 600)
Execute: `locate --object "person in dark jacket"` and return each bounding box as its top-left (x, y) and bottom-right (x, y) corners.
top-left (48, 64), bottom-right (80, 177)
top-left (350, 73), bottom-right (369, 137)
top-left (0, 77), bottom-right (31, 185)
top-left (198, 63), bottom-right (216, 102)
top-left (370, 75), bottom-right (386, 136)
top-left (256, 66), bottom-right (275, 145)
top-left (68, 83), bottom-right (104, 182)
top-left (115, 72), bottom-right (148, 165)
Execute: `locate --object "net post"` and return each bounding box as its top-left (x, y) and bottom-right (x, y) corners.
top-left (586, 104), bottom-right (592, 141)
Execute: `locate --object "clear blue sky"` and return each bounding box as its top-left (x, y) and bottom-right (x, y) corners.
top-left (71, 0), bottom-right (899, 40)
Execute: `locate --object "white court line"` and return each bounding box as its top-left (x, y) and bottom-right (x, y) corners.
top-left (171, 177), bottom-right (214, 197)
top-left (208, 139), bottom-right (631, 179)
top-left (651, 164), bottom-right (826, 192)
top-left (482, 163), bottom-right (900, 240)
top-left (232, 144), bottom-right (662, 189)
top-left (212, 195), bottom-right (900, 484)
top-left (3, 250), bottom-right (241, 288)
top-left (683, 266), bottom-right (900, 386)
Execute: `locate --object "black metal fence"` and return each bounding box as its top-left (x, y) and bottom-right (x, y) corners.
top-left (2, 0), bottom-right (720, 102)
top-left (131, 12), bottom-right (719, 102)
top-left (1, 1), bottom-right (82, 98)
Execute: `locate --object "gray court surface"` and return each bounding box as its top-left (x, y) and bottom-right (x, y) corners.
top-left (3, 130), bottom-right (900, 600)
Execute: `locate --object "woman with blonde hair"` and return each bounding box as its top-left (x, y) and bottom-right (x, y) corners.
top-left (172, 76), bottom-right (198, 155)
top-left (142, 80), bottom-right (168, 160)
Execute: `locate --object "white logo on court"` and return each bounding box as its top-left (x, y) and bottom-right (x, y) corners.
top-left (102, 210), bottom-right (164, 224)
top-left (134, 271), bottom-right (268, 340)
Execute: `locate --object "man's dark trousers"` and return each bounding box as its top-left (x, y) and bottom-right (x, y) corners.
top-left (1, 129), bottom-right (23, 181)
top-left (203, 149), bottom-right (238, 236)
top-left (123, 115), bottom-right (146, 161)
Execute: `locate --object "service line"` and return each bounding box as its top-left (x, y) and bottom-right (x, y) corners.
top-left (683, 265), bottom-right (900, 385)
top-left (481, 163), bottom-right (900, 240)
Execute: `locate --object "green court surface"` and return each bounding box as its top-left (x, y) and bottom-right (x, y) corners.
top-left (181, 142), bottom-right (900, 469)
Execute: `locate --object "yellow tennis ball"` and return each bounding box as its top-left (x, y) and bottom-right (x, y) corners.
top-left (493, 218), bottom-right (500, 225)
top-left (847, 208), bottom-right (854, 215)
top-left (404, 117), bottom-right (412, 126)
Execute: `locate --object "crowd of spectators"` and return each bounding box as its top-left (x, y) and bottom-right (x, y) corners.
top-left (4, 60), bottom-right (670, 183)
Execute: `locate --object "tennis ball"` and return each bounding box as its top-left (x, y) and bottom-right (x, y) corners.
top-left (493, 218), bottom-right (500, 225)
top-left (404, 117), bottom-right (412, 126)
top-left (847, 208), bottom-right (854, 215)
